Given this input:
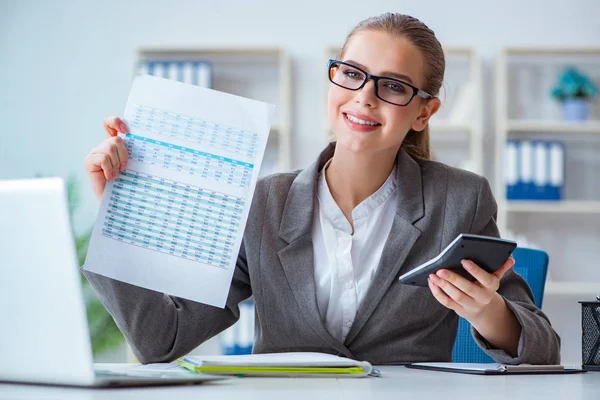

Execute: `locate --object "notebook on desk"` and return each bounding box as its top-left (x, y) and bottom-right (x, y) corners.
top-left (178, 352), bottom-right (379, 378)
top-left (406, 362), bottom-right (586, 375)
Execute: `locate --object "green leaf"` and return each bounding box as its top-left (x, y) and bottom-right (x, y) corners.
top-left (65, 174), bottom-right (125, 356)
top-left (552, 66), bottom-right (599, 101)
top-left (84, 290), bottom-right (125, 356)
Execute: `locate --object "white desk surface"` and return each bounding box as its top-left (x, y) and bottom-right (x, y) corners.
top-left (0, 365), bottom-right (597, 400)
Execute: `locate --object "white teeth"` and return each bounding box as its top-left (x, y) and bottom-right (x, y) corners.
top-left (345, 113), bottom-right (379, 126)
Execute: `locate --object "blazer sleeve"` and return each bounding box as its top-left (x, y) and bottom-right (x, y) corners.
top-left (82, 243), bottom-right (252, 364)
top-left (468, 177), bottom-right (561, 365)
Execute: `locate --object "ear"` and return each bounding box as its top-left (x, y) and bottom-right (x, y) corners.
top-left (411, 97), bottom-right (441, 132)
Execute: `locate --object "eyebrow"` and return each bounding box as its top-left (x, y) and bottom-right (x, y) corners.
top-left (343, 59), bottom-right (415, 84)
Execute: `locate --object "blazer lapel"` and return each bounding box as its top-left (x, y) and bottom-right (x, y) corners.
top-left (344, 149), bottom-right (425, 346)
top-left (277, 143), bottom-right (354, 357)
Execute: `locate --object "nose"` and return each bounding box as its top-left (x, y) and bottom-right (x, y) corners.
top-left (353, 79), bottom-right (378, 107)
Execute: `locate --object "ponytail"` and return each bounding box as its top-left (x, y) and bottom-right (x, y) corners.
top-left (400, 124), bottom-right (431, 160)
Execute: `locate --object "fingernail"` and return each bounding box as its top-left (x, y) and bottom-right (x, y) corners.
top-left (120, 123), bottom-right (127, 133)
top-left (429, 274), bottom-right (439, 284)
top-left (462, 260), bottom-right (472, 269)
top-left (437, 269), bottom-right (449, 279)
top-left (120, 162), bottom-right (127, 171)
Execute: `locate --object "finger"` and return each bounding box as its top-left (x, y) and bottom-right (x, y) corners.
top-left (99, 154), bottom-right (115, 181)
top-left (85, 153), bottom-right (113, 181)
top-left (428, 275), bottom-right (462, 311)
top-left (84, 152), bottom-right (104, 173)
top-left (95, 140), bottom-right (122, 172)
top-left (493, 257), bottom-right (516, 280)
top-left (103, 116), bottom-right (128, 137)
top-left (462, 259), bottom-right (500, 290)
top-left (113, 136), bottom-right (129, 171)
top-left (430, 273), bottom-right (476, 309)
top-left (90, 145), bottom-right (120, 180)
top-left (435, 268), bottom-right (487, 301)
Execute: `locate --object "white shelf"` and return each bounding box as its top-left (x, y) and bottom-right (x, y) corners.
top-left (497, 49), bottom-right (600, 366)
top-left (495, 47), bottom-right (600, 232)
top-left (545, 281), bottom-right (600, 296)
top-left (137, 47), bottom-right (283, 58)
top-left (506, 120), bottom-right (600, 133)
top-left (136, 47), bottom-right (291, 173)
top-left (504, 47), bottom-right (600, 55)
top-left (506, 200), bottom-right (600, 213)
top-left (429, 122), bottom-right (476, 144)
top-left (429, 122), bottom-right (474, 132)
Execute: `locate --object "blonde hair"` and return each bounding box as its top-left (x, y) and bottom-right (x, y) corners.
top-left (339, 13), bottom-right (445, 160)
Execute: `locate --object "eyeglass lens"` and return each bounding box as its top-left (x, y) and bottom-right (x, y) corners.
top-left (329, 62), bottom-right (413, 106)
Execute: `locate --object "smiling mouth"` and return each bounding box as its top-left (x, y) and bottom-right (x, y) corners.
top-left (343, 113), bottom-right (381, 126)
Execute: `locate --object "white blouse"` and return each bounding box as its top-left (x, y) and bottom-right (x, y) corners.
top-left (312, 161), bottom-right (397, 342)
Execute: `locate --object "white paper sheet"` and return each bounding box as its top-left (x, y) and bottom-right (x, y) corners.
top-left (183, 352), bottom-right (372, 368)
top-left (412, 363), bottom-right (504, 371)
top-left (84, 75), bottom-right (274, 307)
top-left (410, 362), bottom-right (565, 372)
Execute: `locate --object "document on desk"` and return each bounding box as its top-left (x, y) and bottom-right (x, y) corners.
top-left (177, 352), bottom-right (377, 377)
top-left (405, 362), bottom-right (584, 375)
top-left (84, 75), bottom-right (275, 307)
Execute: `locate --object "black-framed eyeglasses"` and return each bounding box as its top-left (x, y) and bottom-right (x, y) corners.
top-left (328, 59), bottom-right (433, 107)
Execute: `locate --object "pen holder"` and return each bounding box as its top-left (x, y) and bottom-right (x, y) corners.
top-left (580, 296), bottom-right (600, 371)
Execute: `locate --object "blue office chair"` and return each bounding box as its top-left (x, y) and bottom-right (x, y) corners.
top-left (451, 247), bottom-right (549, 363)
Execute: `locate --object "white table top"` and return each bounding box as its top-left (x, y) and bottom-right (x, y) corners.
top-left (0, 365), bottom-right (597, 400)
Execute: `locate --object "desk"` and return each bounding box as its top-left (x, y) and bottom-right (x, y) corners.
top-left (0, 366), bottom-right (597, 400)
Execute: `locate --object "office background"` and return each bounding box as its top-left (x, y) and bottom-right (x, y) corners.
top-left (1, 0), bottom-right (599, 363)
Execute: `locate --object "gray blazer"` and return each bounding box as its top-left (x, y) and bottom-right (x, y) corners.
top-left (83, 142), bottom-right (561, 365)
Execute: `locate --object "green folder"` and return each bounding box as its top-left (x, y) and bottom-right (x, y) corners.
top-left (177, 352), bottom-right (376, 377)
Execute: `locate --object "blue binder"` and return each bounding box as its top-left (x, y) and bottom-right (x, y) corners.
top-left (505, 140), bottom-right (564, 201)
top-left (136, 60), bottom-right (213, 88)
top-left (220, 299), bottom-right (254, 355)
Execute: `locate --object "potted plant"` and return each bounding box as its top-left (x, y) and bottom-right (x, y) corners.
top-left (551, 66), bottom-right (598, 121)
top-left (66, 175), bottom-right (125, 358)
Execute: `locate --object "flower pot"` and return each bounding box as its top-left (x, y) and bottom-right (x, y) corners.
top-left (562, 99), bottom-right (590, 121)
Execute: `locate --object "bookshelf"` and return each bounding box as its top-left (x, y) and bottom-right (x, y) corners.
top-left (495, 47), bottom-right (600, 364)
top-left (507, 120), bottom-right (600, 133)
top-left (136, 47), bottom-right (292, 177)
top-left (324, 46), bottom-right (484, 174)
top-left (506, 200), bottom-right (600, 213)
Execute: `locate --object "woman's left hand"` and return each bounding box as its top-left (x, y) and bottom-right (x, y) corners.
top-left (428, 257), bottom-right (515, 322)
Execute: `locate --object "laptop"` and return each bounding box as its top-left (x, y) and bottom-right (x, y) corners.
top-left (0, 177), bottom-right (225, 387)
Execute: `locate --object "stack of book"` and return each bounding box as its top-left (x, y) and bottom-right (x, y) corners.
top-left (178, 352), bottom-right (377, 377)
top-left (505, 140), bottom-right (565, 200)
top-left (220, 299), bottom-right (254, 355)
top-left (137, 60), bottom-right (213, 88)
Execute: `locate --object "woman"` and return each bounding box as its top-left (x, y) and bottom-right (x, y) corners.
top-left (84, 13), bottom-right (560, 365)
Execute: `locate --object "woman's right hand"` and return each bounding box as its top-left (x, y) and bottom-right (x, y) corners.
top-left (84, 117), bottom-right (130, 203)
